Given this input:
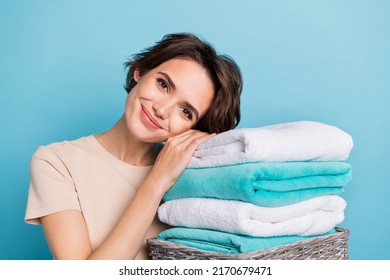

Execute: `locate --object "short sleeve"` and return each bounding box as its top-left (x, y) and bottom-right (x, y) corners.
top-left (25, 146), bottom-right (81, 225)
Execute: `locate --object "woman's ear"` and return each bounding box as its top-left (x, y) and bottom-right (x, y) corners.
top-left (133, 69), bottom-right (141, 82)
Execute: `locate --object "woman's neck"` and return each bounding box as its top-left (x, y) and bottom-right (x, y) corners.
top-left (95, 115), bottom-right (160, 166)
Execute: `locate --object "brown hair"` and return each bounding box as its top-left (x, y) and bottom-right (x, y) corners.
top-left (124, 33), bottom-right (242, 134)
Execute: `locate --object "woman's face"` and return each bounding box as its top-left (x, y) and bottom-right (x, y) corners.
top-left (124, 58), bottom-right (215, 143)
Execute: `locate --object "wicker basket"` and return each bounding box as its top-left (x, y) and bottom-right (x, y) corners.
top-left (147, 227), bottom-right (349, 260)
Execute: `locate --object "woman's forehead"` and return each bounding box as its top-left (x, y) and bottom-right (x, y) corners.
top-left (154, 57), bottom-right (203, 73)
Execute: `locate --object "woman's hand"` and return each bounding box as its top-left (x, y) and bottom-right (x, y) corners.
top-left (148, 130), bottom-right (215, 193)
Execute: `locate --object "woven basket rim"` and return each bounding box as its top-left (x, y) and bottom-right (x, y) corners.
top-left (148, 227), bottom-right (349, 259)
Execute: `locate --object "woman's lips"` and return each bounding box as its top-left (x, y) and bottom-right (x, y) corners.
top-left (140, 105), bottom-right (163, 129)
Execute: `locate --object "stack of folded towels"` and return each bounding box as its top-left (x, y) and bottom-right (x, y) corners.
top-left (156, 121), bottom-right (353, 254)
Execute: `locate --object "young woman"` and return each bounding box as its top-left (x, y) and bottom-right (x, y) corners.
top-left (25, 33), bottom-right (242, 259)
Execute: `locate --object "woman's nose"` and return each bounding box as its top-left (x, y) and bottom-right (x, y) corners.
top-left (152, 98), bottom-right (175, 119)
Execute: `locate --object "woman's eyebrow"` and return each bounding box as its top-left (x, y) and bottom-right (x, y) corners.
top-left (157, 71), bottom-right (176, 91)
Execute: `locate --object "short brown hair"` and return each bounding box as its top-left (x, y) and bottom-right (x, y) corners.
top-left (124, 33), bottom-right (242, 134)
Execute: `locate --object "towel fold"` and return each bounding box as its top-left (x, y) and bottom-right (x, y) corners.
top-left (157, 227), bottom-right (336, 254)
top-left (164, 161), bottom-right (352, 207)
top-left (158, 195), bottom-right (346, 237)
top-left (188, 121), bottom-right (353, 168)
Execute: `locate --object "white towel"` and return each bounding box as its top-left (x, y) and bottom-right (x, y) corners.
top-left (188, 121), bottom-right (353, 168)
top-left (158, 196), bottom-right (346, 237)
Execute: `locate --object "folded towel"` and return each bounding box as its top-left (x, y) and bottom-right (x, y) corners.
top-left (164, 161), bottom-right (352, 207)
top-left (157, 227), bottom-right (336, 254)
top-left (158, 195), bottom-right (346, 237)
top-left (188, 121), bottom-right (353, 168)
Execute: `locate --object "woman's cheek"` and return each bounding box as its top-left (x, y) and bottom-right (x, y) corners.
top-left (171, 119), bottom-right (193, 136)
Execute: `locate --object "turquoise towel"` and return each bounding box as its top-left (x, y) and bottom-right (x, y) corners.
top-left (164, 161), bottom-right (352, 207)
top-left (157, 227), bottom-right (336, 254)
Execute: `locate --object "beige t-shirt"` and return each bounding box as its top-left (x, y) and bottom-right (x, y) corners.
top-left (25, 135), bottom-right (169, 259)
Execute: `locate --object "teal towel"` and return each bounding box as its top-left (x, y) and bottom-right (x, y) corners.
top-left (157, 227), bottom-right (336, 254)
top-left (164, 161), bottom-right (352, 207)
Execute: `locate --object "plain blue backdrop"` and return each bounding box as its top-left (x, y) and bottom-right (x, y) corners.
top-left (1, 0), bottom-right (389, 260)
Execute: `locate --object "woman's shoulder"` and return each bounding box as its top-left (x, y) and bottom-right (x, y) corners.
top-left (32, 135), bottom-right (94, 160)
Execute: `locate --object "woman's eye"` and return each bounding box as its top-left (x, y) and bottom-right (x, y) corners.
top-left (158, 79), bottom-right (169, 92)
top-left (182, 107), bottom-right (193, 120)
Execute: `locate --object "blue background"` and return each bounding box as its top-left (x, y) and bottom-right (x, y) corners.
top-left (1, 0), bottom-right (389, 260)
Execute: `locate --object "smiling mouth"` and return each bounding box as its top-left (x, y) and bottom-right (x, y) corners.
top-left (140, 105), bottom-right (163, 129)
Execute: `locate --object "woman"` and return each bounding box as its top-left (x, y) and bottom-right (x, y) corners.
top-left (25, 33), bottom-right (242, 259)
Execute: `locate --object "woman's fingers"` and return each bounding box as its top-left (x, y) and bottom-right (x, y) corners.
top-left (165, 129), bottom-right (202, 145)
top-left (166, 130), bottom-right (212, 149)
top-left (149, 130), bottom-right (216, 191)
top-left (183, 132), bottom-right (216, 152)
